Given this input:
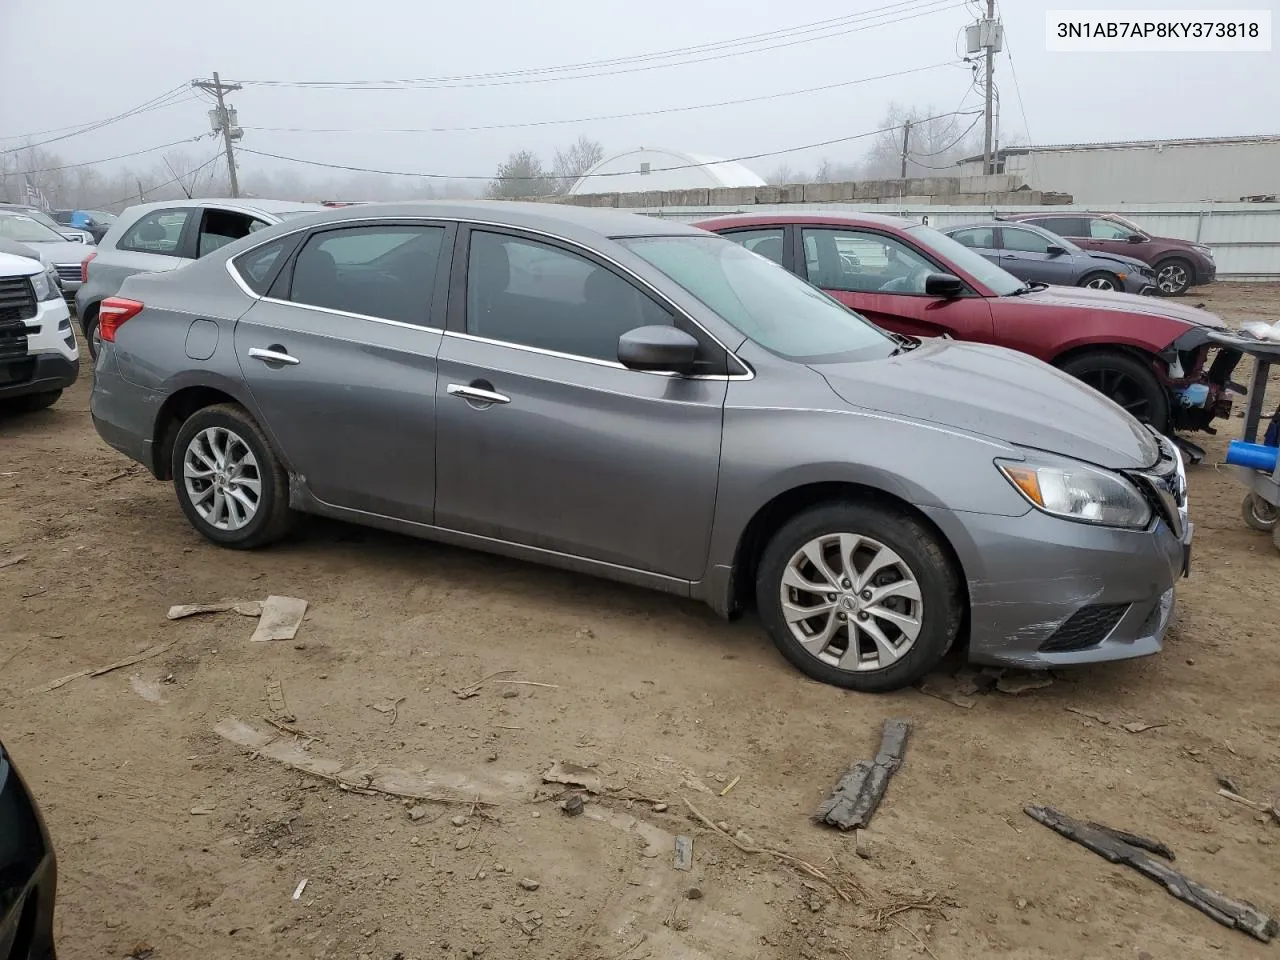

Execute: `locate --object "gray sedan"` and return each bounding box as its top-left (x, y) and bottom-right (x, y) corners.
top-left (945, 221), bottom-right (1157, 294)
top-left (89, 202), bottom-right (1191, 692)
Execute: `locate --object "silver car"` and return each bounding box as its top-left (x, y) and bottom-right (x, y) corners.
top-left (0, 210), bottom-right (94, 299)
top-left (76, 198), bottom-right (324, 356)
top-left (89, 202), bottom-right (1192, 692)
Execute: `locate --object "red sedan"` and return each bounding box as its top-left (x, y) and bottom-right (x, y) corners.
top-left (696, 213), bottom-right (1239, 446)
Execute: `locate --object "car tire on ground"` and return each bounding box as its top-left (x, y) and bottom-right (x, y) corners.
top-left (1059, 350), bottom-right (1171, 430)
top-left (3, 390), bottom-right (62, 414)
top-left (1154, 257), bottom-right (1193, 296)
top-left (171, 403), bottom-right (295, 549)
top-left (1242, 492), bottom-right (1279, 532)
top-left (754, 501), bottom-right (962, 692)
top-left (1079, 271), bottom-right (1122, 291)
top-left (82, 307), bottom-right (100, 360)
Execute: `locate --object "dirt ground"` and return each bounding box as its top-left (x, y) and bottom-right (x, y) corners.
top-left (2, 283), bottom-right (1279, 960)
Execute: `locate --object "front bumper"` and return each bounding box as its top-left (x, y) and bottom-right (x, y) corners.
top-left (921, 503), bottom-right (1189, 670)
top-left (0, 297), bottom-right (80, 398)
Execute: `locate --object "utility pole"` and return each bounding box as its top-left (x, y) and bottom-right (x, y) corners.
top-left (900, 120), bottom-right (911, 179)
top-left (192, 72), bottom-right (242, 197)
top-left (968, 2), bottom-right (1003, 175)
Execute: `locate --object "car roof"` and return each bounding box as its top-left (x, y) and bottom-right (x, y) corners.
top-left (118, 197), bottom-right (329, 219)
top-left (694, 211), bottom-right (915, 231)
top-left (244, 199), bottom-right (706, 240)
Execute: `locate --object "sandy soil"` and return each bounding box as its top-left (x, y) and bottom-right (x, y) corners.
top-left (2, 283), bottom-right (1278, 960)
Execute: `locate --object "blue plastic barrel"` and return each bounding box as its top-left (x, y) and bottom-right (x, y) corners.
top-left (1226, 440), bottom-right (1279, 472)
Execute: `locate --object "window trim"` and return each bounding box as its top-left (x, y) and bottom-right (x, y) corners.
top-left (223, 215), bottom-right (752, 380)
top-left (116, 206), bottom-right (196, 258)
top-left (798, 225), bottom-right (978, 299)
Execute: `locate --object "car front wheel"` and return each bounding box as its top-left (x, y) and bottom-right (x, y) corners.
top-left (755, 502), bottom-right (962, 692)
top-left (1154, 258), bottom-right (1193, 296)
top-left (1059, 350), bottom-right (1170, 430)
top-left (171, 403), bottom-right (295, 548)
top-left (1080, 271), bottom-right (1121, 291)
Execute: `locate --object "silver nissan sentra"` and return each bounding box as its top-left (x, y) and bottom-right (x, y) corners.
top-left (89, 201), bottom-right (1192, 692)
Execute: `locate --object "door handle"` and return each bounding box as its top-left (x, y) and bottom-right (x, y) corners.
top-left (248, 346), bottom-right (300, 366)
top-left (447, 383), bottom-right (510, 405)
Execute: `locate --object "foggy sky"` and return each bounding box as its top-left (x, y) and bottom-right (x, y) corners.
top-left (3, 0), bottom-right (1278, 184)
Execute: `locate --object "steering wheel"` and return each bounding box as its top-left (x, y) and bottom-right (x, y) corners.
top-left (880, 268), bottom-right (933, 294)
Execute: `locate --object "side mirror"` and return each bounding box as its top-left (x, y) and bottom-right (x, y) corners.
top-left (924, 273), bottom-right (965, 298)
top-left (1127, 233), bottom-right (1147, 243)
top-left (618, 325), bottom-right (699, 373)
top-left (1045, 245), bottom-right (1067, 256)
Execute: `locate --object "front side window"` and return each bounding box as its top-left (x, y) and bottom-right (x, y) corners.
top-left (117, 209), bottom-right (192, 255)
top-left (1089, 217), bottom-right (1136, 240)
top-left (288, 224), bottom-right (445, 326)
top-left (801, 228), bottom-right (937, 295)
top-left (1026, 217), bottom-right (1088, 238)
top-left (466, 230), bottom-right (672, 362)
top-left (620, 234), bottom-right (894, 362)
top-left (720, 228), bottom-right (786, 265)
top-left (904, 224), bottom-right (1025, 296)
top-left (1001, 227), bottom-right (1055, 254)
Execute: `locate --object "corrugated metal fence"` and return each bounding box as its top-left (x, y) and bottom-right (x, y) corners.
top-left (625, 202), bottom-right (1280, 281)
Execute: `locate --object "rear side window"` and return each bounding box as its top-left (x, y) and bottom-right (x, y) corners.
top-left (720, 228), bottom-right (786, 265)
top-left (287, 225), bottom-right (446, 326)
top-left (117, 209), bottom-right (192, 255)
top-left (948, 227), bottom-right (995, 249)
top-left (233, 236), bottom-right (298, 296)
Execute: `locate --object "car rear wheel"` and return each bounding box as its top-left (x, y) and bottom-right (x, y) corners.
top-left (1154, 257), bottom-right (1193, 296)
top-left (171, 403), bottom-right (295, 549)
top-left (1059, 351), bottom-right (1170, 430)
top-left (1242, 493), bottom-right (1279, 532)
top-left (755, 501), bottom-right (962, 692)
top-left (83, 307), bottom-right (100, 360)
top-left (1080, 271), bottom-right (1121, 291)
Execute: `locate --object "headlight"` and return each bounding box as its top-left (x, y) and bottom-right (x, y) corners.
top-left (31, 268), bottom-right (59, 302)
top-left (997, 457), bottom-right (1152, 529)
top-left (1193, 245), bottom-right (1214, 260)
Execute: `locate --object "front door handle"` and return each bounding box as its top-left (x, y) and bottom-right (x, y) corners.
top-left (447, 383), bottom-right (510, 405)
top-left (248, 346), bottom-right (300, 366)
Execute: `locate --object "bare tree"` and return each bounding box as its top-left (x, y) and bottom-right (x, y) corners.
top-left (550, 136), bottom-right (604, 194)
top-left (766, 163), bottom-right (802, 185)
top-left (487, 150), bottom-right (555, 200)
top-left (858, 102), bottom-right (983, 180)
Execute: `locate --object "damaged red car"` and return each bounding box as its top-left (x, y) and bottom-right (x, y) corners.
top-left (697, 213), bottom-right (1240, 457)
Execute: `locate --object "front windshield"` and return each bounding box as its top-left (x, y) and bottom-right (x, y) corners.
top-left (0, 214), bottom-right (66, 243)
top-left (619, 234), bottom-right (895, 362)
top-left (905, 224), bottom-right (1025, 295)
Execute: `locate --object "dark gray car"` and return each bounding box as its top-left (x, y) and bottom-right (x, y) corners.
top-left (89, 201), bottom-right (1192, 692)
top-left (945, 222), bottom-right (1157, 294)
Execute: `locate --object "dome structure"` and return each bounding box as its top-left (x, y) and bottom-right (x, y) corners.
top-left (567, 146), bottom-right (766, 195)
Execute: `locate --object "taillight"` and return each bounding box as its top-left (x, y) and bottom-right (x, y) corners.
top-left (80, 250), bottom-right (97, 283)
top-left (98, 297), bottom-right (144, 343)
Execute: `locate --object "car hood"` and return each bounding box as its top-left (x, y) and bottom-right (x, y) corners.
top-left (1011, 285), bottom-right (1226, 329)
top-left (24, 239), bottom-right (94, 263)
top-left (813, 338), bottom-right (1160, 470)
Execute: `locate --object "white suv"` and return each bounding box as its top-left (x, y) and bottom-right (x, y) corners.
top-left (0, 251), bottom-right (79, 412)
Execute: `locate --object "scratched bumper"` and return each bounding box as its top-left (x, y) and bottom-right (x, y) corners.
top-left (919, 504), bottom-right (1185, 669)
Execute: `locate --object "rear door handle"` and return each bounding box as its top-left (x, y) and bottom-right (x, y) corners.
top-left (248, 346), bottom-right (300, 366)
top-left (447, 383), bottom-right (510, 405)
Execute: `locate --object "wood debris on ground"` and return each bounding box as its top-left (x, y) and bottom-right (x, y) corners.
top-left (167, 599), bottom-right (263, 620)
top-left (815, 718), bottom-right (910, 831)
top-left (250, 595), bottom-right (309, 642)
top-left (1025, 804), bottom-right (1278, 943)
top-left (0, 554), bottom-right (28, 570)
top-left (27, 639), bottom-right (178, 695)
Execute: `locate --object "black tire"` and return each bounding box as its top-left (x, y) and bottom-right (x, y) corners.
top-left (170, 403), bottom-right (295, 549)
top-left (1154, 257), bottom-right (1193, 297)
top-left (83, 307), bottom-right (100, 360)
top-left (1059, 350), bottom-right (1170, 429)
top-left (1079, 271), bottom-right (1122, 292)
top-left (1242, 493), bottom-right (1279, 533)
top-left (3, 390), bottom-right (62, 413)
top-left (754, 501), bottom-right (963, 693)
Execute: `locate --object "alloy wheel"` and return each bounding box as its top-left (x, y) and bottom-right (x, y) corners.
top-left (1157, 263), bottom-right (1188, 294)
top-left (1076, 367), bottom-right (1154, 418)
top-left (1085, 276), bottom-right (1116, 290)
top-left (779, 533), bottom-right (923, 672)
top-left (182, 426), bottom-right (262, 531)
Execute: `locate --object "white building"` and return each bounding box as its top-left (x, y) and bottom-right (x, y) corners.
top-left (568, 147), bottom-right (766, 196)
top-left (954, 135), bottom-right (1280, 205)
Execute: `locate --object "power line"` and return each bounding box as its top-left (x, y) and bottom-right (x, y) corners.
top-left (230, 0), bottom-right (967, 90)
top-left (101, 152), bottom-right (223, 208)
top-left (14, 136), bottom-right (210, 175)
top-left (242, 61), bottom-right (958, 136)
top-left (239, 108), bottom-right (982, 182)
top-left (907, 112), bottom-right (985, 167)
top-left (1, 86), bottom-right (194, 152)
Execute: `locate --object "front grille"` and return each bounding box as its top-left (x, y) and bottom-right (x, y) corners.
top-left (0, 318), bottom-right (30, 363)
top-left (0, 276), bottom-right (37, 323)
top-left (54, 264), bottom-right (80, 282)
top-left (1040, 604), bottom-right (1129, 652)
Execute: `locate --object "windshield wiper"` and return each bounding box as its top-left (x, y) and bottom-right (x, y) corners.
top-left (1010, 281), bottom-right (1049, 296)
top-left (886, 331), bottom-right (920, 354)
